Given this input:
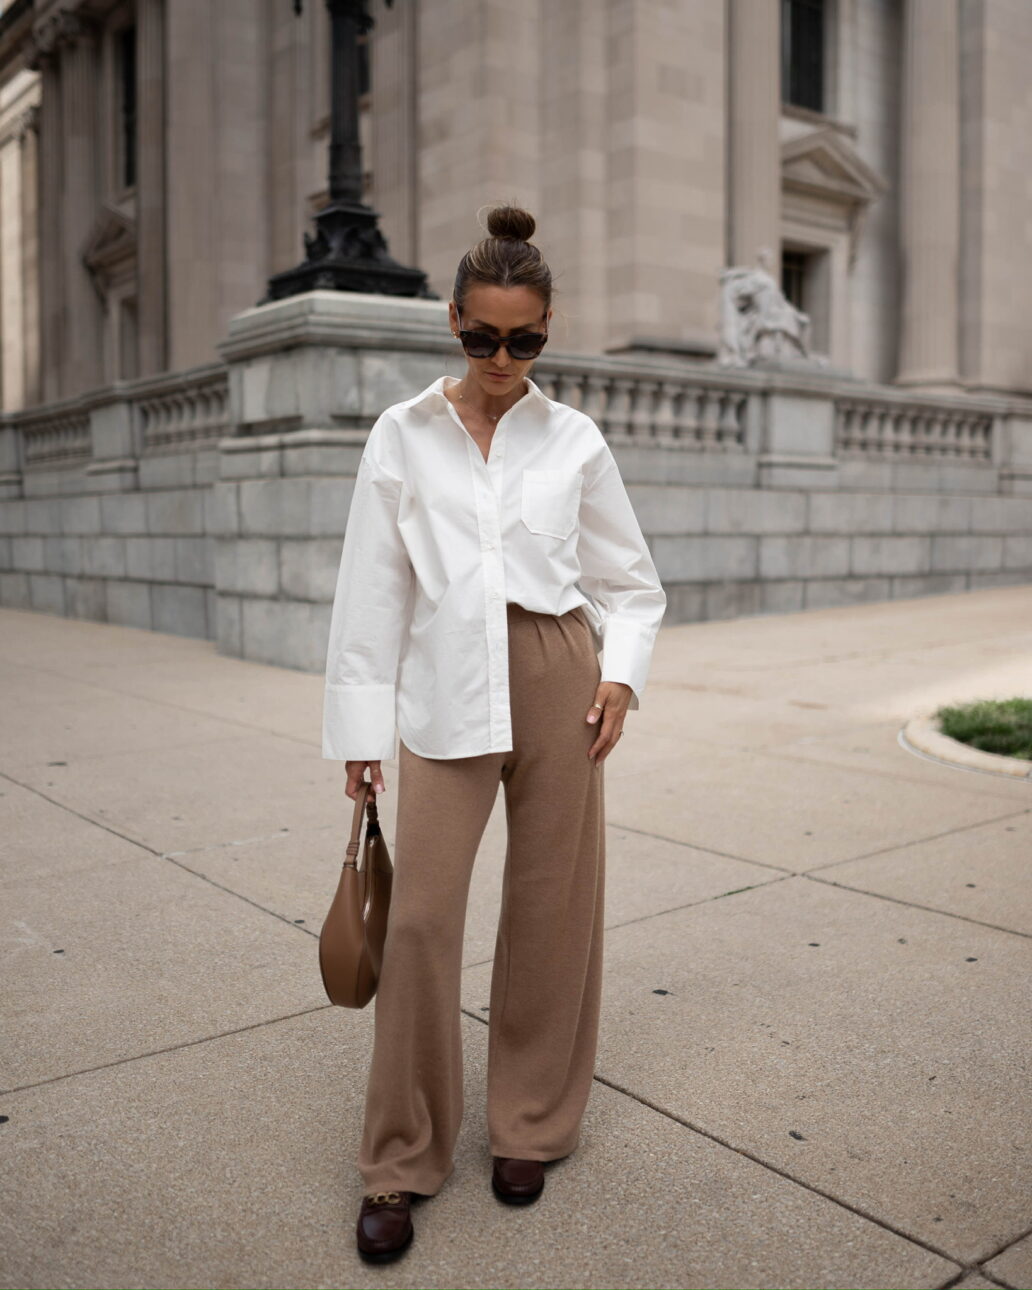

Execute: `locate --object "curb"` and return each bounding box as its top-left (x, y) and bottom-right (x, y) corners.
top-left (901, 714), bottom-right (1032, 781)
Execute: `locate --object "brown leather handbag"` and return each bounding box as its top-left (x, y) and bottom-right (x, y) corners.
top-left (318, 782), bottom-right (394, 1008)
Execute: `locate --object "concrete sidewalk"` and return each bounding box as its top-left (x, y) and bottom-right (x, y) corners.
top-left (1, 585), bottom-right (1029, 1290)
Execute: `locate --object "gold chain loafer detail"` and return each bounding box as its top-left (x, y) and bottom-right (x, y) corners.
top-left (491, 1156), bottom-right (545, 1204)
top-left (356, 1190), bottom-right (414, 1262)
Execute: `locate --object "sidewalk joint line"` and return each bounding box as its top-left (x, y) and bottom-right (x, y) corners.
top-left (0, 1004), bottom-right (332, 1098)
top-left (584, 1069), bottom-right (965, 1273)
top-left (804, 873), bottom-right (1032, 941)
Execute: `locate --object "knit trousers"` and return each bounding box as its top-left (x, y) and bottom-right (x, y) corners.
top-left (357, 602), bottom-right (606, 1195)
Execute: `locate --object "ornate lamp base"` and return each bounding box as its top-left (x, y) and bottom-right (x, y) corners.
top-left (262, 200), bottom-right (436, 302)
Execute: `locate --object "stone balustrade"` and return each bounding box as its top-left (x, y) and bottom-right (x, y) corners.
top-left (1, 292), bottom-right (1030, 662)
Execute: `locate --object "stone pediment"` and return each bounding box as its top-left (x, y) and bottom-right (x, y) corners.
top-left (82, 203), bottom-right (137, 292)
top-left (781, 128), bottom-right (887, 210)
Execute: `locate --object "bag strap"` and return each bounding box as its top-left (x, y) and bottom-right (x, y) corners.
top-left (343, 782), bottom-right (380, 869)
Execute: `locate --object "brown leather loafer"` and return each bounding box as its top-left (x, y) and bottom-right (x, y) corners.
top-left (356, 1190), bottom-right (414, 1262)
top-left (491, 1156), bottom-right (545, 1204)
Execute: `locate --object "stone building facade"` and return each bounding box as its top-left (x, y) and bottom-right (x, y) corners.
top-left (0, 0), bottom-right (1030, 657)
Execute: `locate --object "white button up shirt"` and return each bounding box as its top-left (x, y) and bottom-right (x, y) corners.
top-left (322, 374), bottom-right (666, 761)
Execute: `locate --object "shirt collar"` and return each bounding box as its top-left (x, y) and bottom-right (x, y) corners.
top-left (398, 373), bottom-right (555, 416)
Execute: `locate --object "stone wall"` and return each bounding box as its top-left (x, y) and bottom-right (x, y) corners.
top-left (1, 293), bottom-right (1030, 672)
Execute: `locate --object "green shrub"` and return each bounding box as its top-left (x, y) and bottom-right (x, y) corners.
top-left (935, 697), bottom-right (1032, 761)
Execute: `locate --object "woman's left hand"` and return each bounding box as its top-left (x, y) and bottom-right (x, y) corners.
top-left (585, 681), bottom-right (633, 764)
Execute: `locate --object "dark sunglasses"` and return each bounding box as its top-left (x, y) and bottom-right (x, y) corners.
top-left (457, 327), bottom-right (548, 361)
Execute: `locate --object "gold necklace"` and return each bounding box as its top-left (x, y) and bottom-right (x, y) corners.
top-left (456, 384), bottom-right (500, 421)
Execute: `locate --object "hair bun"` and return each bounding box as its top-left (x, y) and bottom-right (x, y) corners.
top-left (486, 204), bottom-right (536, 242)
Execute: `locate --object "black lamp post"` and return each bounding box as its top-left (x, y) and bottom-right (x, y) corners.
top-left (262, 0), bottom-right (435, 301)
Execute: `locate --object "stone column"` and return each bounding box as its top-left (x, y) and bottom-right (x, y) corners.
top-left (727, 0), bottom-right (781, 268)
top-left (60, 14), bottom-right (103, 396)
top-left (19, 108), bottom-right (41, 407)
top-left (35, 52), bottom-right (63, 403)
top-left (0, 128), bottom-right (24, 409)
top-left (136, 0), bottom-right (167, 376)
top-left (896, 0), bottom-right (960, 388)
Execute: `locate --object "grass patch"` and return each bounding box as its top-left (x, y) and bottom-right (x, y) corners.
top-left (935, 697), bottom-right (1032, 761)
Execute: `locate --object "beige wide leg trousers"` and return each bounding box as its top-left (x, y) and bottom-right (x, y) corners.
top-left (357, 602), bottom-right (606, 1195)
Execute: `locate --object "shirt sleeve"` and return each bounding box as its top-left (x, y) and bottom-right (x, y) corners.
top-left (576, 447), bottom-right (667, 710)
top-left (322, 424), bottom-right (414, 761)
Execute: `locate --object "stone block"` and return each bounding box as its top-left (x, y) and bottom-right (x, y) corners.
top-left (125, 536), bottom-right (178, 582)
top-left (890, 574), bottom-right (969, 599)
top-left (43, 536), bottom-right (82, 575)
top-left (0, 498), bottom-right (25, 534)
top-left (28, 572), bottom-right (66, 614)
top-left (151, 583), bottom-right (209, 639)
top-left (203, 587), bottom-right (217, 641)
top-left (969, 570), bottom-right (1032, 590)
top-left (214, 538), bottom-right (280, 597)
top-left (0, 536), bottom-right (9, 569)
top-left (146, 488), bottom-right (205, 536)
top-left (661, 582), bottom-right (706, 623)
top-left (969, 495), bottom-right (1032, 533)
top-left (836, 458), bottom-right (893, 493)
top-left (194, 449), bottom-right (220, 486)
top-left (0, 570), bottom-right (30, 606)
top-left (803, 577), bottom-right (891, 609)
top-left (931, 534), bottom-right (1004, 572)
top-left (1003, 534), bottom-right (1032, 569)
top-left (704, 579), bottom-right (763, 620)
top-left (613, 444), bottom-right (755, 488)
top-left (760, 580), bottom-right (805, 613)
top-left (66, 577), bottom-right (108, 621)
top-left (892, 492), bottom-right (971, 534)
top-left (309, 477), bottom-right (356, 537)
top-left (207, 482), bottom-right (240, 537)
top-left (174, 537), bottom-right (214, 586)
top-left (60, 495), bottom-right (103, 535)
top-left (100, 493), bottom-right (148, 535)
top-left (705, 487), bottom-right (806, 534)
top-left (23, 497), bottom-right (61, 533)
top-left (759, 535), bottom-right (850, 579)
top-left (89, 399), bottom-right (133, 461)
top-left (279, 539), bottom-right (341, 602)
top-left (138, 453), bottom-right (196, 490)
top-left (82, 536), bottom-right (128, 579)
top-left (651, 534), bottom-right (757, 582)
top-left (627, 483), bottom-right (706, 535)
top-left (808, 491), bottom-right (894, 534)
top-left (214, 592), bottom-right (243, 657)
top-left (12, 535), bottom-right (45, 571)
top-left (764, 392), bottom-right (835, 455)
top-left (238, 477), bottom-right (313, 538)
top-left (218, 445), bottom-right (284, 481)
top-left (757, 455), bottom-right (838, 490)
top-left (281, 441), bottom-right (365, 479)
top-left (850, 535), bottom-right (930, 576)
top-left (240, 596), bottom-right (332, 672)
top-left (105, 580), bottom-right (153, 630)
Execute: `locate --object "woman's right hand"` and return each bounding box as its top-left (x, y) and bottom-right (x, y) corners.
top-left (345, 760), bottom-right (387, 800)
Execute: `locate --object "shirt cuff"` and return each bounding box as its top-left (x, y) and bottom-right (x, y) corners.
top-left (599, 617), bottom-right (657, 710)
top-left (322, 683), bottom-right (397, 761)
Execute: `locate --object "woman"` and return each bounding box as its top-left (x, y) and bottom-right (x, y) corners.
top-left (322, 204), bottom-right (666, 1262)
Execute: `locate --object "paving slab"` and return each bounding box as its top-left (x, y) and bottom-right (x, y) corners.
top-left (467, 877), bottom-right (1032, 1266)
top-left (1, 851), bottom-right (325, 1089)
top-left (604, 737), bottom-right (1027, 868)
top-left (815, 813), bottom-right (1032, 935)
top-left (0, 1008), bottom-right (957, 1290)
top-left (766, 722), bottom-right (1032, 803)
top-left (986, 1231), bottom-right (1032, 1288)
top-left (7, 731), bottom-right (349, 854)
top-left (0, 779), bottom-right (145, 885)
top-left (184, 785), bottom-right (782, 970)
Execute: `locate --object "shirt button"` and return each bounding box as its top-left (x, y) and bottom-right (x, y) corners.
top-left (483, 542), bottom-right (494, 551)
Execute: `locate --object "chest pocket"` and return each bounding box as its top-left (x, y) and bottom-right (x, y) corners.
top-left (520, 469), bottom-right (583, 540)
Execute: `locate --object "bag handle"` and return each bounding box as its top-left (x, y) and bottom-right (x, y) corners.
top-left (343, 781), bottom-right (379, 870)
